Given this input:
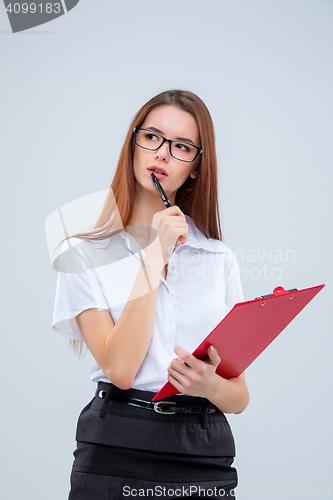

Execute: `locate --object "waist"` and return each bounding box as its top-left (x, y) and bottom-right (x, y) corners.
top-left (75, 382), bottom-right (236, 456)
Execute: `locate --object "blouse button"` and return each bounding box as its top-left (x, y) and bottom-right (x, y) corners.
top-left (168, 316), bottom-right (174, 323)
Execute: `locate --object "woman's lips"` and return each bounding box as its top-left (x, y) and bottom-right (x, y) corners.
top-left (147, 167), bottom-right (168, 179)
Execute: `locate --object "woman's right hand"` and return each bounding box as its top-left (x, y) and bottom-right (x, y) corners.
top-left (150, 206), bottom-right (189, 266)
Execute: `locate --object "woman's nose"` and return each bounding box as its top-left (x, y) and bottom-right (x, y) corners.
top-left (155, 142), bottom-right (170, 161)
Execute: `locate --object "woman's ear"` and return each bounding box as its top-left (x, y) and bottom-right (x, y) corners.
top-left (189, 154), bottom-right (201, 179)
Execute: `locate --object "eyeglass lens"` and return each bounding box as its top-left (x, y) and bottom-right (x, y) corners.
top-left (136, 129), bottom-right (198, 162)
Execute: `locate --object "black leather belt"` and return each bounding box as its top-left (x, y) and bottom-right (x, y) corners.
top-left (95, 389), bottom-right (216, 415)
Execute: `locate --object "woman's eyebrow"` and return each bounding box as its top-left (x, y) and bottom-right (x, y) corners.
top-left (146, 126), bottom-right (195, 145)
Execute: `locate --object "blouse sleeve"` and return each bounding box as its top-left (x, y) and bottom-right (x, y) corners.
top-left (224, 248), bottom-right (244, 310)
top-left (51, 241), bottom-right (110, 341)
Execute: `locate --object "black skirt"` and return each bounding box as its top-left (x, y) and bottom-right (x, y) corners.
top-left (68, 382), bottom-right (238, 499)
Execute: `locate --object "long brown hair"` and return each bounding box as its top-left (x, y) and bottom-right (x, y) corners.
top-left (55, 90), bottom-right (222, 354)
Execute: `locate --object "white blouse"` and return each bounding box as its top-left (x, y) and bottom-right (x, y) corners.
top-left (51, 215), bottom-right (244, 391)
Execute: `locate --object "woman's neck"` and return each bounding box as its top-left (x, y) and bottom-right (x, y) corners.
top-left (127, 186), bottom-right (175, 228)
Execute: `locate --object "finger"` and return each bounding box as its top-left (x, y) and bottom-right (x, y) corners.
top-left (207, 345), bottom-right (221, 367)
top-left (167, 365), bottom-right (188, 384)
top-left (169, 356), bottom-right (191, 377)
top-left (159, 205), bottom-right (186, 219)
top-left (160, 216), bottom-right (187, 224)
top-left (178, 234), bottom-right (187, 245)
top-left (166, 204), bottom-right (185, 215)
top-left (167, 372), bottom-right (183, 392)
top-left (173, 346), bottom-right (202, 371)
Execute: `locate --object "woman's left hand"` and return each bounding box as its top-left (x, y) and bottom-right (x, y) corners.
top-left (167, 345), bottom-right (221, 399)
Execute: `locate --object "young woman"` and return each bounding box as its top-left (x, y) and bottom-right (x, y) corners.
top-left (52, 89), bottom-right (250, 499)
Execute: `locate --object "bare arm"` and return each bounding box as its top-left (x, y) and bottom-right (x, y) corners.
top-left (75, 246), bottom-right (161, 390)
top-left (207, 370), bottom-right (250, 414)
top-left (75, 206), bottom-right (189, 390)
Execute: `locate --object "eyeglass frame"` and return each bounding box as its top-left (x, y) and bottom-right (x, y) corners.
top-left (133, 127), bottom-right (203, 163)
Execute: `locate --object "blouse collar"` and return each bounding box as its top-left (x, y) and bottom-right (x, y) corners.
top-left (91, 215), bottom-right (226, 254)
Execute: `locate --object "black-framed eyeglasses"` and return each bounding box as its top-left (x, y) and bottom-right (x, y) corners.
top-left (134, 127), bottom-right (202, 163)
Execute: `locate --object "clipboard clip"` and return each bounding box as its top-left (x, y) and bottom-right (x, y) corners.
top-left (255, 286), bottom-right (298, 300)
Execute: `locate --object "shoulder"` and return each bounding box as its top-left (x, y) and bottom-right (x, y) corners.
top-left (54, 236), bottom-right (109, 273)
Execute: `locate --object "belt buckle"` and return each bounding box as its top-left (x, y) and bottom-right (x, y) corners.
top-left (153, 401), bottom-right (176, 414)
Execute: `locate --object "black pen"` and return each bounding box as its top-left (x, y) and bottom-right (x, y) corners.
top-left (150, 172), bottom-right (172, 208)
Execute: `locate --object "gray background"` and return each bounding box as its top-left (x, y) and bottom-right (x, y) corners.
top-left (1, 0), bottom-right (332, 499)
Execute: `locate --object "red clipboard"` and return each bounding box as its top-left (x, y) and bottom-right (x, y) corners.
top-left (152, 284), bottom-right (325, 401)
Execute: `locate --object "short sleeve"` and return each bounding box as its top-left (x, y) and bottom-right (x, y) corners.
top-left (51, 241), bottom-right (110, 340)
top-left (224, 248), bottom-right (244, 310)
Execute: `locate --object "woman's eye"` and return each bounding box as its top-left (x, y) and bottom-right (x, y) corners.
top-left (146, 133), bottom-right (159, 141)
top-left (175, 143), bottom-right (191, 152)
